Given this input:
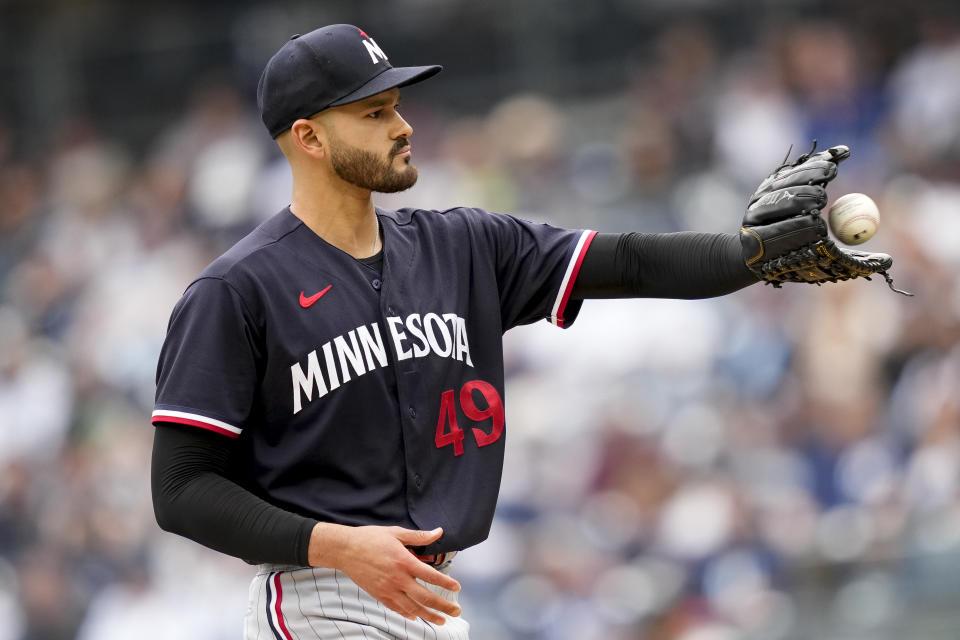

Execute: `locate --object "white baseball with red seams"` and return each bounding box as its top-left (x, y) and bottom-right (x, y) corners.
top-left (827, 193), bottom-right (880, 245)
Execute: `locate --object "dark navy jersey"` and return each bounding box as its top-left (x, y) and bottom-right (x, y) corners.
top-left (153, 206), bottom-right (596, 553)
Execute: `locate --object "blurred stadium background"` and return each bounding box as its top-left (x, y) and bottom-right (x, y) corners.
top-left (2, 0), bottom-right (960, 638)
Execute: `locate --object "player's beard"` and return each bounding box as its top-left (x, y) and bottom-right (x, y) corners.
top-left (328, 134), bottom-right (418, 193)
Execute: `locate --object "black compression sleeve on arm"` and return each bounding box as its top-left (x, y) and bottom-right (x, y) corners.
top-left (151, 423), bottom-right (317, 566)
top-left (571, 232), bottom-right (758, 300)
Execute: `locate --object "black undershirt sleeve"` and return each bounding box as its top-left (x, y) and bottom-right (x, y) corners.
top-left (571, 232), bottom-right (758, 300)
top-left (151, 422), bottom-right (317, 566)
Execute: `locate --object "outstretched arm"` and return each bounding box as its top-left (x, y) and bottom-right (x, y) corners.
top-left (572, 144), bottom-right (908, 301)
top-left (571, 231), bottom-right (757, 300)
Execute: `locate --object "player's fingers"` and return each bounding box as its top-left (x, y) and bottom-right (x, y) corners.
top-left (398, 591), bottom-right (449, 626)
top-left (393, 526), bottom-right (443, 547)
top-left (382, 590), bottom-right (446, 625)
top-left (379, 595), bottom-right (423, 623)
top-left (405, 581), bottom-right (461, 618)
top-left (409, 561), bottom-right (461, 592)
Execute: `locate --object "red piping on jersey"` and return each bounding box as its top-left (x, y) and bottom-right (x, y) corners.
top-left (555, 230), bottom-right (597, 328)
top-left (273, 572), bottom-right (294, 640)
top-left (151, 415), bottom-right (240, 439)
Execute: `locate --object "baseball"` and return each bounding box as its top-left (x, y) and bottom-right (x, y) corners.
top-left (827, 193), bottom-right (880, 245)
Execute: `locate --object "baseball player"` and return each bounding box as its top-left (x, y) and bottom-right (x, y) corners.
top-left (150, 24), bottom-right (898, 640)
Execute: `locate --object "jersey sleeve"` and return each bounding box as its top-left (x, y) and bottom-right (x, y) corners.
top-left (472, 210), bottom-right (597, 331)
top-left (152, 277), bottom-right (261, 438)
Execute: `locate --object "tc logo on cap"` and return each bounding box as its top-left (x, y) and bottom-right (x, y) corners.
top-left (358, 29), bottom-right (388, 65)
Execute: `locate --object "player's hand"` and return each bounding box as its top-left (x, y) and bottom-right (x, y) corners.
top-left (307, 523), bottom-right (462, 625)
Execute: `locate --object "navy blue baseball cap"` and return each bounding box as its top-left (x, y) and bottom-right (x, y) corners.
top-left (257, 24), bottom-right (442, 138)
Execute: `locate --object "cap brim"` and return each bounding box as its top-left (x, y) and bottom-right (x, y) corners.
top-left (329, 65), bottom-right (442, 107)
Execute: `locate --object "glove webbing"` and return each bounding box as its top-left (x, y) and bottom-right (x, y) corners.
top-left (750, 240), bottom-right (913, 296)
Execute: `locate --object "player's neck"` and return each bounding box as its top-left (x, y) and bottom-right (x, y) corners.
top-left (289, 179), bottom-right (380, 259)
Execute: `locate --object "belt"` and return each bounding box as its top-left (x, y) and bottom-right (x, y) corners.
top-left (409, 549), bottom-right (457, 567)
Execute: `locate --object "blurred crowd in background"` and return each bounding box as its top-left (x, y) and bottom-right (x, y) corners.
top-left (2, 0), bottom-right (960, 639)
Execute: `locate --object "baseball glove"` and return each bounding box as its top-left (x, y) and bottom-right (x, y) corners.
top-left (740, 142), bottom-right (911, 296)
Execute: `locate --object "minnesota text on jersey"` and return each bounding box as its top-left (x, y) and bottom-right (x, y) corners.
top-left (291, 313), bottom-right (474, 414)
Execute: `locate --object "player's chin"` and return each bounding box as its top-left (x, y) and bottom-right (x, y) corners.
top-left (376, 166), bottom-right (418, 193)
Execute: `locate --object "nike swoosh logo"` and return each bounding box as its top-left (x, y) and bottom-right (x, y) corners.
top-left (299, 285), bottom-right (333, 308)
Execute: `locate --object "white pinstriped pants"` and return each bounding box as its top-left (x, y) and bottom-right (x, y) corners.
top-left (244, 560), bottom-right (470, 640)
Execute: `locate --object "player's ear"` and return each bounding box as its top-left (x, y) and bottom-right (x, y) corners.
top-left (290, 118), bottom-right (326, 159)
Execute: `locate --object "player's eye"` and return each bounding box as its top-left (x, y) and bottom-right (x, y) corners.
top-left (366, 110), bottom-right (382, 119)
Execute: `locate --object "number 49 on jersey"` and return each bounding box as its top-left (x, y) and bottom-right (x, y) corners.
top-left (435, 380), bottom-right (504, 456)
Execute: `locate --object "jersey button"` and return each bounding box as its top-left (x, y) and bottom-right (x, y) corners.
top-left (414, 474), bottom-right (423, 488)
top-left (408, 406), bottom-right (417, 419)
top-left (371, 278), bottom-right (382, 290)
top-left (388, 306), bottom-right (396, 315)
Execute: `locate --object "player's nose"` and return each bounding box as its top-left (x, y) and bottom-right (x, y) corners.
top-left (394, 113), bottom-right (413, 139)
